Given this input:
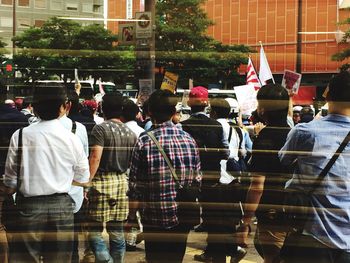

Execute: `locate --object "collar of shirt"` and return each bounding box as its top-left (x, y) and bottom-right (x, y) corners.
top-left (152, 120), bottom-right (175, 129)
top-left (324, 113), bottom-right (350, 123)
top-left (192, 111), bottom-right (208, 117)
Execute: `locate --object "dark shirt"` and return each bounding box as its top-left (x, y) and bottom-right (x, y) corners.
top-left (68, 112), bottom-right (96, 137)
top-left (249, 124), bottom-right (291, 219)
top-left (0, 104), bottom-right (28, 176)
top-left (90, 120), bottom-right (137, 173)
top-left (181, 113), bottom-right (229, 183)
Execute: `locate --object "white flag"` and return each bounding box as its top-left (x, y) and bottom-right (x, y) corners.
top-left (259, 45), bottom-right (275, 85)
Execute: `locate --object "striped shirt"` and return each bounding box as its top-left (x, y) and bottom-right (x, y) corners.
top-left (129, 121), bottom-right (201, 228)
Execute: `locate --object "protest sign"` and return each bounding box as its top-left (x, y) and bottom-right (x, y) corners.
top-left (281, 70), bottom-right (302, 94)
top-left (234, 84), bottom-right (258, 115)
top-left (138, 79), bottom-right (153, 105)
top-left (160, 71), bottom-right (179, 93)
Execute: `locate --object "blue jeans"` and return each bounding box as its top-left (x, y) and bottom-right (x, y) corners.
top-left (88, 220), bottom-right (125, 263)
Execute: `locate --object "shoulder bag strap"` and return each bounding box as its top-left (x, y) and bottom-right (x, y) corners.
top-left (71, 121), bottom-right (77, 134)
top-left (228, 126), bottom-right (233, 143)
top-left (15, 128), bottom-right (23, 202)
top-left (147, 131), bottom-right (182, 189)
top-left (309, 130), bottom-right (350, 194)
top-left (234, 126), bottom-right (244, 150)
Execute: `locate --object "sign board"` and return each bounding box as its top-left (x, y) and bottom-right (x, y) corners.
top-left (160, 71), bottom-right (179, 93)
top-left (126, 0), bottom-right (133, 19)
top-left (119, 23), bottom-right (135, 45)
top-left (234, 84), bottom-right (258, 115)
top-left (135, 12), bottom-right (152, 39)
top-left (138, 79), bottom-right (153, 105)
top-left (281, 70), bottom-right (302, 95)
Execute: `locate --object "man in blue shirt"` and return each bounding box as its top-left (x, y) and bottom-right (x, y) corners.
top-left (279, 71), bottom-right (350, 263)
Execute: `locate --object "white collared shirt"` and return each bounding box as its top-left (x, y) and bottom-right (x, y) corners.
top-left (59, 115), bottom-right (89, 213)
top-left (125, 120), bottom-right (145, 138)
top-left (4, 119), bottom-right (89, 197)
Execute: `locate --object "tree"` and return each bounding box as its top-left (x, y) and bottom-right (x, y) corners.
top-left (155, 0), bottom-right (252, 88)
top-left (13, 17), bottom-right (135, 83)
top-left (332, 18), bottom-right (350, 71)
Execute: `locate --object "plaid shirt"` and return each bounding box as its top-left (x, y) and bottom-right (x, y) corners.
top-left (129, 121), bottom-right (201, 228)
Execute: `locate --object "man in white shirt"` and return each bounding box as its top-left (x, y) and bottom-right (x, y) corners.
top-left (3, 84), bottom-right (90, 263)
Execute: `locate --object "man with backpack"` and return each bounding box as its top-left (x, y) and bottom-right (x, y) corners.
top-left (181, 87), bottom-right (230, 263)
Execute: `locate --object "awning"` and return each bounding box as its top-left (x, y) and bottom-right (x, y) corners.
top-left (339, 0), bottom-right (350, 9)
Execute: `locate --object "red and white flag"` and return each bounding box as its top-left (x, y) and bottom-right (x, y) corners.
top-left (246, 57), bottom-right (261, 91)
top-left (259, 44), bottom-right (275, 85)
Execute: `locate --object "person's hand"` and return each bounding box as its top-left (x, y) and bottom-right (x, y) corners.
top-left (75, 83), bottom-right (81, 96)
top-left (254, 122), bottom-right (266, 136)
top-left (287, 89), bottom-right (296, 97)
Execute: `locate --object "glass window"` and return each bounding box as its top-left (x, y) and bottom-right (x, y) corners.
top-left (0, 17), bottom-right (12, 27)
top-left (1, 0), bottom-right (12, 5)
top-left (93, 4), bottom-right (102, 13)
top-left (34, 0), bottom-right (46, 8)
top-left (18, 0), bottom-right (30, 7)
top-left (66, 2), bottom-right (78, 11)
top-left (34, 20), bottom-right (44, 27)
top-left (50, 0), bottom-right (62, 10)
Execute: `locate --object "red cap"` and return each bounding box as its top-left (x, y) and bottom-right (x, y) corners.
top-left (189, 86), bottom-right (208, 106)
top-left (82, 100), bottom-right (98, 111)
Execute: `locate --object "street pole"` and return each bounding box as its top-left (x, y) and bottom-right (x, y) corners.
top-left (144, 0), bottom-right (155, 90)
top-left (12, 0), bottom-right (16, 53)
top-left (296, 0), bottom-right (302, 73)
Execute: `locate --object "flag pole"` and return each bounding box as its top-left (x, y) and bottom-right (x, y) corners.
top-left (259, 41), bottom-right (275, 84)
top-left (249, 54), bottom-right (263, 87)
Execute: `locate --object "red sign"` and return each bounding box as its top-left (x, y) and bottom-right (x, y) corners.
top-left (6, 64), bottom-right (12, 72)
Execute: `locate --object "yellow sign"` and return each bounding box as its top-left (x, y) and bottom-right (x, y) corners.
top-left (160, 72), bottom-right (179, 93)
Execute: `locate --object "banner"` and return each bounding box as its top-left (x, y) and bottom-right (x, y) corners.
top-left (160, 71), bottom-right (179, 93)
top-left (138, 79), bottom-right (153, 105)
top-left (234, 84), bottom-right (258, 115)
top-left (281, 70), bottom-right (302, 95)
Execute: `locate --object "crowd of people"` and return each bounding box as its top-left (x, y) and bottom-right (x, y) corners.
top-left (0, 70), bottom-right (349, 263)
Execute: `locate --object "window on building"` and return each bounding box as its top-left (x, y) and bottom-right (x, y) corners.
top-left (0, 17), bottom-right (12, 27)
top-left (93, 4), bottom-right (102, 13)
top-left (18, 0), bottom-right (30, 7)
top-left (34, 0), bottom-right (46, 8)
top-left (82, 3), bottom-right (92, 13)
top-left (1, 0), bottom-right (12, 5)
top-left (66, 2), bottom-right (78, 11)
top-left (50, 0), bottom-right (62, 10)
top-left (18, 18), bottom-right (31, 28)
top-left (34, 20), bottom-right (45, 27)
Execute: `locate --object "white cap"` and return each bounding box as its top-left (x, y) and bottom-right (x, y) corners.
top-left (293, 106), bottom-right (303, 112)
top-left (225, 98), bottom-right (240, 113)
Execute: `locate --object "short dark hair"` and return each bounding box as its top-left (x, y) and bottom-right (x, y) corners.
top-left (32, 84), bottom-right (67, 120)
top-left (22, 96), bottom-right (33, 108)
top-left (257, 84), bottom-right (289, 124)
top-left (328, 71), bottom-right (350, 102)
top-left (210, 98), bottom-right (231, 119)
top-left (102, 92), bottom-right (124, 120)
top-left (148, 90), bottom-right (177, 123)
top-left (67, 90), bottom-right (80, 114)
top-left (122, 99), bottom-right (139, 122)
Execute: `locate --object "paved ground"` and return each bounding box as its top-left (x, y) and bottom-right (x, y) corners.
top-left (123, 228), bottom-right (263, 263)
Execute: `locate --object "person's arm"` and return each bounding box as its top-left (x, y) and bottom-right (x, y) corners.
top-left (72, 137), bottom-right (90, 186)
top-left (235, 174), bottom-right (265, 247)
top-left (88, 145), bottom-right (103, 181)
top-left (3, 130), bottom-right (20, 194)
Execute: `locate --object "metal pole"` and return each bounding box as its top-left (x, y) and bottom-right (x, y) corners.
top-left (296, 0), bottom-right (302, 73)
top-left (144, 0), bottom-right (155, 90)
top-left (12, 0), bottom-right (16, 52)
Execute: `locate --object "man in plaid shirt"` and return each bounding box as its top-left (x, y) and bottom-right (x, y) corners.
top-left (129, 90), bottom-right (201, 263)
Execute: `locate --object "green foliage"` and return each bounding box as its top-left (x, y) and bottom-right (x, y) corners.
top-left (13, 17), bottom-right (134, 83)
top-left (332, 18), bottom-right (350, 71)
top-left (155, 0), bottom-right (252, 88)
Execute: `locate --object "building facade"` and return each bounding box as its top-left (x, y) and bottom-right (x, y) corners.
top-left (0, 0), bottom-right (104, 47)
top-left (203, 0), bottom-right (350, 76)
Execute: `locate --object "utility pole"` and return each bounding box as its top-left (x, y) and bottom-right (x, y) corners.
top-left (12, 0), bottom-right (16, 53)
top-left (296, 0), bottom-right (302, 73)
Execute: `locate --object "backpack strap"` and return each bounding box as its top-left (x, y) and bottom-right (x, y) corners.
top-left (228, 126), bottom-right (233, 143)
top-left (234, 126), bottom-right (244, 150)
top-left (71, 121), bottom-right (77, 134)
